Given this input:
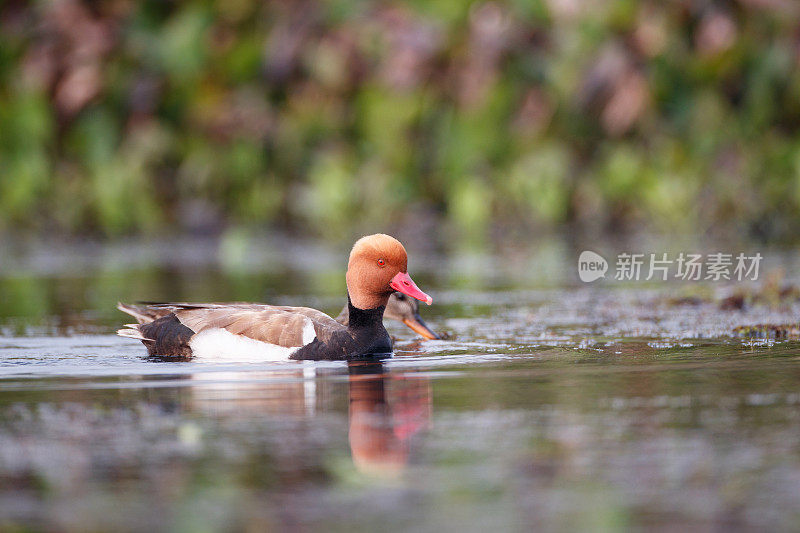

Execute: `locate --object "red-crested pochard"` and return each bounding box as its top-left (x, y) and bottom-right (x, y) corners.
top-left (117, 234), bottom-right (432, 360)
top-left (121, 291), bottom-right (440, 343)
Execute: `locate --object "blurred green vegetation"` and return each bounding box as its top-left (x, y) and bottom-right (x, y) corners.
top-left (1, 0), bottom-right (800, 242)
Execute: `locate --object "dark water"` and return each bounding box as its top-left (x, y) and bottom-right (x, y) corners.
top-left (2, 237), bottom-right (800, 531)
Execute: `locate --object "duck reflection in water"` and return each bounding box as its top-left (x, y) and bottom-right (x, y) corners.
top-left (347, 360), bottom-right (432, 476)
top-left (183, 361), bottom-right (431, 476)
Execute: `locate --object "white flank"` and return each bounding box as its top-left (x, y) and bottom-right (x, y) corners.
top-left (188, 322), bottom-right (315, 362)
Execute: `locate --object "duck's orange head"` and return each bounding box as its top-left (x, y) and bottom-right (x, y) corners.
top-left (346, 234), bottom-right (432, 310)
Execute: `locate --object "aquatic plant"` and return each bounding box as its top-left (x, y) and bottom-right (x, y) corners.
top-left (0, 1), bottom-right (799, 242)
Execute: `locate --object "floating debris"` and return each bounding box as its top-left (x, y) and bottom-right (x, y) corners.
top-left (732, 324), bottom-right (800, 340)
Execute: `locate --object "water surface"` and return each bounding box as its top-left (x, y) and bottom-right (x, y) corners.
top-left (2, 237), bottom-right (800, 531)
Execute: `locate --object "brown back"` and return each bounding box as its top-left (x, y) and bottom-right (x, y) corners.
top-left (121, 303), bottom-right (343, 348)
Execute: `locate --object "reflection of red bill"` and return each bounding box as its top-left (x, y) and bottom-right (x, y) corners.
top-left (390, 271), bottom-right (432, 305)
top-left (392, 377), bottom-right (432, 440)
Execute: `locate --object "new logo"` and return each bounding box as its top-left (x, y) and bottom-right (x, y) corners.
top-left (578, 251), bottom-right (608, 282)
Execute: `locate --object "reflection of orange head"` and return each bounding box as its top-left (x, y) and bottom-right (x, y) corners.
top-left (347, 362), bottom-right (432, 477)
top-left (349, 411), bottom-right (408, 477)
top-left (349, 372), bottom-right (407, 477)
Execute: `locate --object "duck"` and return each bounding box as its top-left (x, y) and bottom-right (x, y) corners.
top-left (121, 291), bottom-right (440, 344)
top-left (117, 234), bottom-right (432, 360)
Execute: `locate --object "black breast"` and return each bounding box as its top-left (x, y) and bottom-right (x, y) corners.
top-left (290, 301), bottom-right (392, 361)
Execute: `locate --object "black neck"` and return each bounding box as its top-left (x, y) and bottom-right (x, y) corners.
top-left (344, 295), bottom-right (393, 357)
top-left (346, 295), bottom-right (386, 329)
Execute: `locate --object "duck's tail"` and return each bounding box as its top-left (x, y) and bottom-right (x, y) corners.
top-left (117, 302), bottom-right (157, 340)
top-left (117, 302), bottom-right (160, 324)
top-left (116, 323), bottom-right (153, 341)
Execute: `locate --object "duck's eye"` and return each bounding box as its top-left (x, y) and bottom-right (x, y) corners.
top-left (377, 258), bottom-right (386, 267)
top-left (395, 293), bottom-right (405, 300)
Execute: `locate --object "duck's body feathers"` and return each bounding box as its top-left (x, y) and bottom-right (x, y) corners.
top-left (117, 301), bottom-right (391, 361)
